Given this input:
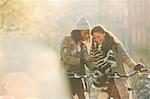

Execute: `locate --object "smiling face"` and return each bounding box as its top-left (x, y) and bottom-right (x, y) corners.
top-left (92, 32), bottom-right (105, 44)
top-left (80, 30), bottom-right (90, 41)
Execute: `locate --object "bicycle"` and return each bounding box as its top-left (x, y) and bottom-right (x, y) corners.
top-left (92, 68), bottom-right (148, 99)
top-left (67, 68), bottom-right (148, 99)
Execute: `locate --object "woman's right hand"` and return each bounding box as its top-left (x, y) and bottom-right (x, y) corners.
top-left (133, 63), bottom-right (144, 71)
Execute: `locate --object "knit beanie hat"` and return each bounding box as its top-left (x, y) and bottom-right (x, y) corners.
top-left (74, 16), bottom-right (90, 30)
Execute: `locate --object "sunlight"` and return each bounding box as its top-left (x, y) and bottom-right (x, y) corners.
top-left (48, 0), bottom-right (64, 8)
top-left (48, 0), bottom-right (63, 2)
top-left (147, 74), bottom-right (150, 79)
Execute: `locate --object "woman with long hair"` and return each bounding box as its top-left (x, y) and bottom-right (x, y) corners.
top-left (90, 25), bottom-right (144, 99)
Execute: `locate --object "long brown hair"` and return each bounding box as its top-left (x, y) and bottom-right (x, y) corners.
top-left (91, 25), bottom-right (120, 54)
top-left (71, 30), bottom-right (81, 44)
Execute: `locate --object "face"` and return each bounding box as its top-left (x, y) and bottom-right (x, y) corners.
top-left (92, 32), bottom-right (105, 44)
top-left (80, 30), bottom-right (90, 41)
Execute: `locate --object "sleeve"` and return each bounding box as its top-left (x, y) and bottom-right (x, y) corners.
top-left (117, 43), bottom-right (136, 67)
top-left (60, 36), bottom-right (81, 66)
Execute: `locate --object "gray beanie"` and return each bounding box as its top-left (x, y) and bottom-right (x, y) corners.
top-left (74, 16), bottom-right (90, 30)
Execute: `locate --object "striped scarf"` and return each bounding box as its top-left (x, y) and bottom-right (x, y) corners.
top-left (90, 45), bottom-right (117, 74)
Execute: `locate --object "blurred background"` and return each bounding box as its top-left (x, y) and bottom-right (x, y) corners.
top-left (0, 0), bottom-right (149, 98)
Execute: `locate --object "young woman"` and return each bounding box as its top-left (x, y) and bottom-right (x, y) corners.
top-left (90, 25), bottom-right (144, 99)
top-left (60, 17), bottom-right (95, 99)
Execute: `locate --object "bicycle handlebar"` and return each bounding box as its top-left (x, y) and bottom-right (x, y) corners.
top-left (67, 68), bottom-right (148, 79)
top-left (68, 73), bottom-right (92, 79)
top-left (104, 69), bottom-right (148, 78)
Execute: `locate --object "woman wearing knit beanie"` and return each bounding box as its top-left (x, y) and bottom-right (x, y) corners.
top-left (60, 16), bottom-right (96, 99)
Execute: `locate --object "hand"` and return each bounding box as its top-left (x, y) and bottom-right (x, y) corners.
top-left (84, 55), bottom-right (97, 62)
top-left (133, 63), bottom-right (144, 71)
top-left (92, 67), bottom-right (103, 77)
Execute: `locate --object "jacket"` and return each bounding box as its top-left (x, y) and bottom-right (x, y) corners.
top-left (60, 36), bottom-right (90, 75)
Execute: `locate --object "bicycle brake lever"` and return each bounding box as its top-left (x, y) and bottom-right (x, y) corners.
top-left (136, 69), bottom-right (148, 76)
top-left (139, 68), bottom-right (148, 72)
top-left (114, 73), bottom-right (120, 78)
top-left (74, 73), bottom-right (80, 78)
